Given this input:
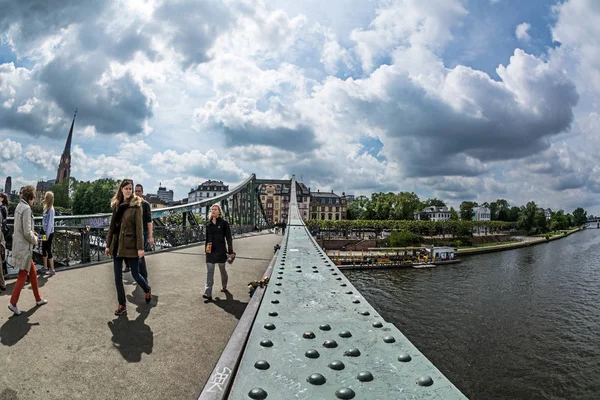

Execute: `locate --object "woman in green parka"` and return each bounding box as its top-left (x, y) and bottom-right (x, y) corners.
top-left (105, 179), bottom-right (152, 315)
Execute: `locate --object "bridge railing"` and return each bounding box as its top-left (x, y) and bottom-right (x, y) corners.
top-left (2, 174), bottom-right (272, 271)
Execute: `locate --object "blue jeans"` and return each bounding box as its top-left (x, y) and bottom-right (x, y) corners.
top-left (138, 232), bottom-right (149, 282)
top-left (113, 256), bottom-right (151, 307)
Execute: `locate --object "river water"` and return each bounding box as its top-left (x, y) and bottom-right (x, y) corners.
top-left (344, 229), bottom-right (600, 399)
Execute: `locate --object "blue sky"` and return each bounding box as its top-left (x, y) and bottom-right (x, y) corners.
top-left (1, 0), bottom-right (599, 215)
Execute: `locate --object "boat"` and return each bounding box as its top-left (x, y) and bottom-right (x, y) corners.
top-left (329, 246), bottom-right (460, 270)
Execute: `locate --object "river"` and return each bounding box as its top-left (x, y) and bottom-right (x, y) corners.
top-left (344, 228), bottom-right (600, 399)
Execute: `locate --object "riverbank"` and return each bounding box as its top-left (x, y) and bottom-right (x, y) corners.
top-left (456, 226), bottom-right (584, 256)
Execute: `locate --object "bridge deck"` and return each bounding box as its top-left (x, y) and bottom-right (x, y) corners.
top-left (0, 233), bottom-right (281, 400)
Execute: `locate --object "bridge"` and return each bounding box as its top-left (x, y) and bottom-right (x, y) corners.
top-left (0, 175), bottom-right (466, 399)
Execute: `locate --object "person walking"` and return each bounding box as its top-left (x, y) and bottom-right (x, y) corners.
top-left (0, 192), bottom-right (9, 284)
top-left (7, 186), bottom-right (47, 315)
top-left (105, 179), bottom-right (152, 316)
top-left (203, 204), bottom-right (234, 302)
top-left (41, 191), bottom-right (56, 276)
top-left (133, 184), bottom-right (154, 283)
top-left (281, 220), bottom-right (287, 235)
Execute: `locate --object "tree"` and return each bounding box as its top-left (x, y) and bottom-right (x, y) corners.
top-left (508, 206), bottom-right (521, 222)
top-left (572, 207), bottom-right (587, 226)
top-left (534, 209), bottom-right (548, 233)
top-left (421, 198), bottom-right (446, 208)
top-left (49, 178), bottom-right (71, 209)
top-left (459, 201), bottom-right (477, 221)
top-left (347, 196), bottom-right (371, 220)
top-left (72, 178), bottom-right (119, 215)
top-left (518, 201), bottom-right (538, 233)
top-left (449, 207), bottom-right (459, 220)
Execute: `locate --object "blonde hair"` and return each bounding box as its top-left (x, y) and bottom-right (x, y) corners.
top-left (43, 191), bottom-right (54, 211)
top-left (110, 179), bottom-right (134, 208)
top-left (210, 204), bottom-right (223, 217)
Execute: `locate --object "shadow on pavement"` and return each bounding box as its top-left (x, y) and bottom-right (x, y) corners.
top-left (213, 290), bottom-right (248, 320)
top-left (0, 305), bottom-right (41, 346)
top-left (107, 286), bottom-right (158, 363)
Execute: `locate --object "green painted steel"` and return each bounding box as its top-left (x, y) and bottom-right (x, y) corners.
top-left (227, 176), bottom-right (467, 400)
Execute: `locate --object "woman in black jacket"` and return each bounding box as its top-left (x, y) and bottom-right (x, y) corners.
top-left (203, 204), bottom-right (234, 301)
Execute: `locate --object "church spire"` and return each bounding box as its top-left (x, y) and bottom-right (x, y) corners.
top-left (56, 109), bottom-right (77, 184)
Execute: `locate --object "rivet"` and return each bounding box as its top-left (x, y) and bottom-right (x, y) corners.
top-left (319, 324), bottom-right (331, 331)
top-left (344, 348), bottom-right (361, 357)
top-left (352, 299), bottom-right (360, 304)
top-left (416, 376), bottom-right (434, 387)
top-left (357, 371), bottom-right (374, 382)
top-left (254, 360), bottom-right (270, 370)
top-left (276, 277), bottom-right (282, 280)
top-left (339, 331), bottom-right (352, 338)
top-left (268, 311), bottom-right (278, 317)
top-left (264, 323), bottom-right (276, 330)
top-left (372, 322), bottom-right (383, 328)
top-left (275, 283), bottom-right (282, 286)
top-left (383, 336), bottom-right (395, 343)
top-left (307, 373), bottom-right (326, 385)
top-left (313, 270), bottom-right (319, 273)
top-left (248, 388), bottom-right (268, 399)
top-left (335, 387), bottom-right (355, 399)
top-left (312, 266), bottom-right (318, 269)
top-left (277, 271), bottom-right (283, 275)
top-left (305, 349), bottom-right (320, 358)
top-left (360, 311), bottom-right (370, 316)
top-left (333, 273), bottom-right (338, 275)
top-left (345, 291), bottom-right (353, 294)
top-left (330, 268), bottom-right (335, 271)
top-left (273, 290), bottom-right (281, 294)
top-left (260, 339), bottom-right (273, 347)
top-left (279, 267), bottom-right (284, 270)
top-left (303, 331), bottom-right (316, 339)
top-left (296, 270), bottom-right (302, 273)
top-left (340, 283), bottom-right (347, 287)
top-left (398, 353), bottom-right (412, 362)
top-left (328, 360), bottom-right (345, 370)
top-left (323, 340), bottom-right (338, 348)
top-left (336, 277), bottom-right (342, 281)
top-left (271, 300), bottom-right (279, 304)
top-left (280, 263), bottom-right (285, 266)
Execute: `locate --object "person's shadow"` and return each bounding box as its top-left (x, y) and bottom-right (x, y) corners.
top-left (213, 291), bottom-right (248, 320)
top-left (107, 286), bottom-right (158, 363)
top-left (0, 306), bottom-right (41, 346)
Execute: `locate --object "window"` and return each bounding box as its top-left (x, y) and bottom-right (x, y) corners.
top-left (336, 214), bottom-right (340, 220)
top-left (336, 207), bottom-right (339, 212)
top-left (214, 193), bottom-right (217, 197)
top-left (321, 213), bottom-right (325, 220)
top-left (275, 203), bottom-right (279, 209)
top-left (261, 196), bottom-right (265, 201)
top-left (268, 203), bottom-right (272, 208)
top-left (328, 213), bottom-right (333, 220)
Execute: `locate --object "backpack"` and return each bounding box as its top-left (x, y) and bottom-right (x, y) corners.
top-left (0, 207), bottom-right (9, 239)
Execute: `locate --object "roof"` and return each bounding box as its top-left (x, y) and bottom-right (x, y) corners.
top-left (310, 191), bottom-right (341, 198)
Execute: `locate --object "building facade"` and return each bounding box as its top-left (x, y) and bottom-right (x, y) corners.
top-left (472, 206), bottom-right (491, 221)
top-left (188, 180), bottom-right (229, 215)
top-left (414, 206), bottom-right (451, 221)
top-left (157, 184), bottom-right (174, 204)
top-left (310, 190), bottom-right (347, 221)
top-left (146, 194), bottom-right (168, 209)
top-left (35, 179), bottom-right (56, 205)
top-left (258, 183), bottom-right (289, 224)
top-left (296, 182), bottom-right (310, 221)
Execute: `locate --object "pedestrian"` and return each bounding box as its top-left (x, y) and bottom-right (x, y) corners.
top-left (41, 191), bottom-right (56, 276)
top-left (203, 204), bottom-right (234, 302)
top-left (105, 179), bottom-right (152, 316)
top-left (133, 184), bottom-right (154, 283)
top-left (0, 192), bottom-right (9, 282)
top-left (281, 220), bottom-right (287, 235)
top-left (7, 186), bottom-right (47, 315)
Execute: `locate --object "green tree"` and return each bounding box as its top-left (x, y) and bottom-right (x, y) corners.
top-left (421, 198), bottom-right (446, 208)
top-left (534, 209), bottom-right (548, 233)
top-left (508, 206), bottom-right (521, 222)
top-left (449, 207), bottom-right (459, 220)
top-left (72, 178), bottom-right (119, 214)
top-left (49, 178), bottom-right (71, 209)
top-left (518, 201), bottom-right (538, 233)
top-left (572, 207), bottom-right (587, 226)
top-left (459, 201), bottom-right (477, 221)
top-left (347, 195), bottom-right (371, 220)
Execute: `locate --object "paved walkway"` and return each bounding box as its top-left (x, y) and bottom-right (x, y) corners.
top-left (0, 234), bottom-right (281, 400)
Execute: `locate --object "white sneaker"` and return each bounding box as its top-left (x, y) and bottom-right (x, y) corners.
top-left (36, 299), bottom-right (48, 306)
top-left (8, 303), bottom-right (21, 315)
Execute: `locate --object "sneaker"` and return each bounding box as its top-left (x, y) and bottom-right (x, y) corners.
top-left (202, 294), bottom-right (212, 300)
top-left (221, 288), bottom-right (228, 292)
top-left (47, 270), bottom-right (56, 276)
top-left (145, 291), bottom-right (152, 304)
top-left (36, 299), bottom-right (48, 306)
top-left (39, 267), bottom-right (48, 274)
top-left (8, 303), bottom-right (21, 315)
top-left (123, 267), bottom-right (130, 273)
top-left (114, 305), bottom-right (127, 315)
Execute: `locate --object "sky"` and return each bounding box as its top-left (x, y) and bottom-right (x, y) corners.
top-left (0, 0), bottom-right (599, 215)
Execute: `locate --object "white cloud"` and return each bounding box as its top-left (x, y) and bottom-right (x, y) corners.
top-left (71, 145), bottom-right (150, 181)
top-left (0, 138), bottom-right (23, 160)
top-left (116, 138), bottom-right (152, 159)
top-left (150, 149), bottom-right (246, 182)
top-left (515, 22), bottom-right (531, 42)
top-left (24, 145), bottom-right (60, 170)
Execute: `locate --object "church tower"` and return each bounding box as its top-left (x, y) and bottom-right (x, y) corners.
top-left (56, 109), bottom-right (77, 184)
